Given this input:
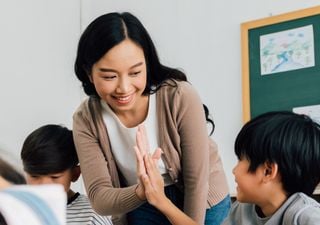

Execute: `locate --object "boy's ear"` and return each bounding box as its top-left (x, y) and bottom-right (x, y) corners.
top-left (262, 161), bottom-right (278, 182)
top-left (71, 166), bottom-right (81, 182)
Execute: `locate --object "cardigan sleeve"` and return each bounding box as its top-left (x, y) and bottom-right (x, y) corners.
top-left (173, 82), bottom-right (210, 224)
top-left (72, 101), bottom-right (144, 216)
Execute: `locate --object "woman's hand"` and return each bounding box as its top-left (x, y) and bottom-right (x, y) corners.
top-left (134, 125), bottom-right (199, 225)
top-left (140, 153), bottom-right (170, 210)
top-left (134, 124), bottom-right (162, 200)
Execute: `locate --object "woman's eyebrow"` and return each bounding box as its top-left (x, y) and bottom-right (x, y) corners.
top-left (99, 62), bottom-right (143, 72)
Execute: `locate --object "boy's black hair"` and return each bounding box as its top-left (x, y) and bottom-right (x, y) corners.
top-left (0, 157), bottom-right (26, 184)
top-left (235, 111), bottom-right (320, 196)
top-left (21, 124), bottom-right (78, 175)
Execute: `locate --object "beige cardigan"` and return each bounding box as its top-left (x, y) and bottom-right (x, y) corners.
top-left (73, 80), bottom-right (229, 225)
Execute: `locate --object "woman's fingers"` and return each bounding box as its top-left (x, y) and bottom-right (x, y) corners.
top-left (134, 146), bottom-right (147, 200)
top-left (144, 153), bottom-right (164, 189)
top-left (134, 146), bottom-right (146, 176)
top-left (139, 124), bottom-right (150, 151)
top-left (152, 147), bottom-right (162, 162)
top-left (136, 124), bottom-right (150, 156)
top-left (136, 130), bottom-right (146, 156)
top-left (141, 174), bottom-right (152, 190)
top-left (135, 125), bottom-right (164, 196)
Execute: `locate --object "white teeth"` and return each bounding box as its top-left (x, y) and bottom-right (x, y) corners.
top-left (117, 96), bottom-right (130, 101)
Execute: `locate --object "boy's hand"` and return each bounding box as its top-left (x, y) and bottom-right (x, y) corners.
top-left (141, 153), bottom-right (169, 210)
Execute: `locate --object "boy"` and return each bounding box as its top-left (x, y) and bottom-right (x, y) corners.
top-left (223, 111), bottom-right (320, 224)
top-left (20, 124), bottom-right (113, 225)
top-left (135, 112), bottom-right (320, 225)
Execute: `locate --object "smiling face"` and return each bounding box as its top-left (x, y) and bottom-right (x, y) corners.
top-left (232, 158), bottom-right (265, 203)
top-left (90, 39), bottom-right (148, 119)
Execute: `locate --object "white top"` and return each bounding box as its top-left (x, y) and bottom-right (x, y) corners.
top-left (101, 94), bottom-right (168, 186)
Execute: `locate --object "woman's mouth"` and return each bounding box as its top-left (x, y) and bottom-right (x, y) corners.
top-left (114, 94), bottom-right (133, 104)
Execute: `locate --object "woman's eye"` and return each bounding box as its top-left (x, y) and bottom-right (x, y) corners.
top-left (102, 75), bottom-right (116, 80)
top-left (130, 71), bottom-right (141, 76)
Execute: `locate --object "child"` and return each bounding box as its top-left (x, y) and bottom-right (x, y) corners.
top-left (0, 155), bottom-right (65, 225)
top-left (0, 156), bottom-right (26, 188)
top-left (20, 124), bottom-right (113, 225)
top-left (224, 111), bottom-right (320, 224)
top-left (135, 111), bottom-right (320, 225)
top-left (0, 155), bottom-right (26, 224)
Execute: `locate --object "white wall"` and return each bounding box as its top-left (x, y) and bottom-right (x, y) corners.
top-left (80, 0), bottom-right (320, 195)
top-left (0, 1), bottom-right (81, 173)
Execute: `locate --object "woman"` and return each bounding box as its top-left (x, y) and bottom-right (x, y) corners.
top-left (73, 12), bottom-right (230, 225)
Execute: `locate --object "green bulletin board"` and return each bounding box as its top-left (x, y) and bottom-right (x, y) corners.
top-left (241, 6), bottom-right (320, 122)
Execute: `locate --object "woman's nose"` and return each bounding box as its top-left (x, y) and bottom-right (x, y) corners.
top-left (117, 77), bottom-right (130, 93)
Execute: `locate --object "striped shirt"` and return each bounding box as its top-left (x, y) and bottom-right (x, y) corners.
top-left (67, 193), bottom-right (113, 225)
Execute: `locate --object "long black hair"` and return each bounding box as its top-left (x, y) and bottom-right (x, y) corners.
top-left (74, 12), bottom-right (214, 134)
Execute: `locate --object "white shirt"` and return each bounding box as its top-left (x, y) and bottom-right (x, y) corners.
top-left (101, 94), bottom-right (168, 186)
top-left (67, 193), bottom-right (112, 225)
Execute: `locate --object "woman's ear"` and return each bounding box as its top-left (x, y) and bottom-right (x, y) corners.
top-left (71, 166), bottom-right (81, 183)
top-left (88, 74), bottom-right (93, 83)
top-left (262, 161), bottom-right (278, 182)
top-left (83, 65), bottom-right (93, 83)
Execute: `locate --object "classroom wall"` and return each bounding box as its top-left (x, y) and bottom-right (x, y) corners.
top-left (0, 0), bottom-right (319, 195)
top-left (80, 0), bottom-right (320, 195)
top-left (0, 0), bottom-right (81, 179)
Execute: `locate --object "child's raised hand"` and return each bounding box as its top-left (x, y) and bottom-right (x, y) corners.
top-left (135, 125), bottom-right (199, 225)
top-left (140, 153), bottom-right (168, 209)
